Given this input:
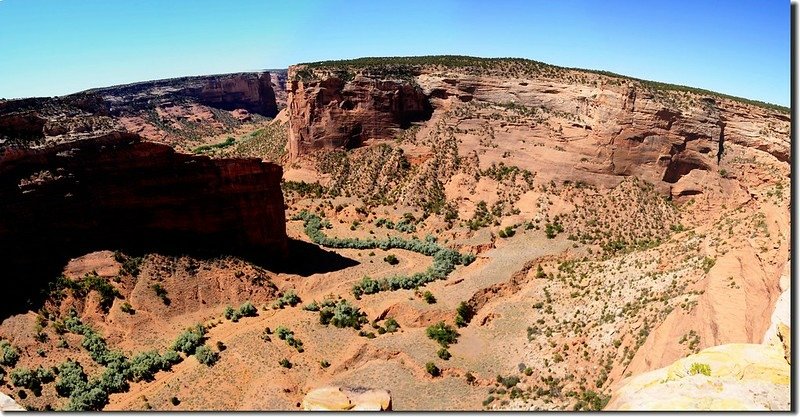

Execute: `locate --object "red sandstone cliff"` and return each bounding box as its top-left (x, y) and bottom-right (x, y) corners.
top-left (0, 131), bottom-right (287, 312)
top-left (0, 72), bottom-right (281, 147)
top-left (287, 66), bottom-right (432, 158)
top-left (286, 62), bottom-right (789, 197)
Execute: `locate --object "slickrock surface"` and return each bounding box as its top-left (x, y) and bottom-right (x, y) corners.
top-left (301, 386), bottom-right (392, 411)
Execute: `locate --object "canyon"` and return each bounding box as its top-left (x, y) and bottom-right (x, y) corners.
top-left (0, 56), bottom-right (790, 411)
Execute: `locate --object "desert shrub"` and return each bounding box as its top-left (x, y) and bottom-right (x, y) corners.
top-left (465, 371), bottom-right (476, 385)
top-left (224, 305), bottom-right (240, 322)
top-left (318, 300), bottom-right (368, 330)
top-left (384, 317), bottom-right (400, 333)
top-left (98, 360), bottom-right (130, 393)
top-left (422, 291), bottom-right (437, 304)
top-left (194, 345), bottom-right (219, 366)
top-left (114, 252), bottom-right (143, 277)
top-left (171, 324), bottom-right (206, 355)
top-left (426, 321), bottom-right (459, 347)
top-left (238, 301), bottom-right (258, 317)
top-left (437, 348), bottom-right (451, 360)
top-left (0, 340), bottom-right (19, 367)
top-left (293, 211), bottom-right (474, 296)
top-left (279, 358), bottom-right (292, 369)
top-left (129, 350), bottom-right (179, 382)
top-left (320, 360), bottom-right (331, 369)
top-left (383, 254), bottom-right (399, 265)
top-left (574, 390), bottom-right (610, 411)
top-left (425, 362), bottom-right (440, 377)
top-left (64, 382), bottom-right (110, 411)
top-left (171, 396), bottom-right (181, 406)
top-left (273, 291), bottom-right (301, 309)
top-left (497, 374), bottom-right (520, 389)
top-left (545, 222), bottom-right (563, 239)
top-left (216, 341), bottom-right (226, 351)
top-left (10, 367), bottom-right (53, 394)
top-left (55, 360), bottom-right (88, 397)
top-left (150, 283), bottom-right (170, 305)
top-left (454, 302), bottom-right (474, 327)
top-left (120, 302), bottom-right (135, 314)
top-left (689, 362), bottom-right (711, 376)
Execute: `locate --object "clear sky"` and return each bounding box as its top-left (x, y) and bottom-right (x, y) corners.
top-left (0, 0), bottom-right (790, 105)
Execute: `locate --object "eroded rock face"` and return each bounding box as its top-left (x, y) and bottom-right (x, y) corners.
top-left (0, 132), bottom-right (287, 315)
top-left (0, 72), bottom-right (280, 147)
top-left (287, 67), bottom-right (433, 158)
top-left (606, 342), bottom-right (790, 410)
top-left (286, 65), bottom-right (789, 197)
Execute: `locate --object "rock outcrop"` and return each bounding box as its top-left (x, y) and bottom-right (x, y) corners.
top-left (0, 392), bottom-right (24, 411)
top-left (0, 72), bottom-right (280, 147)
top-left (301, 386), bottom-right (392, 411)
top-left (286, 60), bottom-right (789, 197)
top-left (287, 67), bottom-right (433, 158)
top-left (0, 131), bottom-right (287, 315)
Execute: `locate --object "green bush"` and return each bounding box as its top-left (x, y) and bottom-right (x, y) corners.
top-left (293, 211), bottom-right (474, 297)
top-left (279, 358), bottom-right (292, 369)
top-left (689, 362), bottom-right (711, 376)
top-left (320, 360), bottom-right (331, 369)
top-left (55, 360), bottom-right (88, 397)
top-left (150, 283), bottom-right (170, 305)
top-left (129, 350), bottom-right (179, 382)
top-left (120, 302), bottom-right (135, 314)
top-left (224, 305), bottom-right (240, 321)
top-left (10, 367), bottom-right (52, 393)
top-left (425, 362), bottom-right (440, 377)
top-left (426, 321), bottom-right (459, 347)
top-left (318, 300), bottom-right (368, 330)
top-left (194, 345), bottom-right (219, 366)
top-left (384, 317), bottom-right (400, 333)
top-left (0, 340), bottom-right (19, 367)
top-left (437, 348), bottom-right (451, 360)
top-left (383, 254), bottom-right (399, 265)
top-left (273, 291), bottom-right (301, 309)
top-left (497, 374), bottom-right (520, 389)
top-left (454, 302), bottom-right (474, 327)
top-left (238, 301), bottom-right (258, 317)
top-left (422, 291), bottom-right (436, 304)
top-left (172, 324), bottom-right (206, 355)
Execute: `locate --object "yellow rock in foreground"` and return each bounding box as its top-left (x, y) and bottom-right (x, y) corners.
top-left (302, 386), bottom-right (392, 411)
top-left (606, 343), bottom-right (790, 411)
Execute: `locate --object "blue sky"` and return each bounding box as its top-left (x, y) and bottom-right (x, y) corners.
top-left (0, 0), bottom-right (789, 105)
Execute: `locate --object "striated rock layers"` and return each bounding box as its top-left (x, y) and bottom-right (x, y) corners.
top-left (286, 62), bottom-right (789, 197)
top-left (0, 72), bottom-right (280, 146)
top-left (287, 67), bottom-right (433, 158)
top-left (0, 132), bottom-right (287, 314)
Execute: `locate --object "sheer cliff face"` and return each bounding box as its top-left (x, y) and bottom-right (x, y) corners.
top-left (286, 66), bottom-right (789, 195)
top-left (0, 132), bottom-right (287, 313)
top-left (287, 67), bottom-right (433, 158)
top-left (0, 72), bottom-right (280, 147)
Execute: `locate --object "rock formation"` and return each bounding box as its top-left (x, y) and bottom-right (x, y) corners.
top-left (0, 392), bottom-right (24, 411)
top-left (287, 67), bottom-right (433, 158)
top-left (0, 72), bottom-right (280, 147)
top-left (0, 131), bottom-right (287, 315)
top-left (286, 60), bottom-right (789, 198)
top-left (301, 386), bottom-right (392, 411)
top-left (606, 289), bottom-right (792, 411)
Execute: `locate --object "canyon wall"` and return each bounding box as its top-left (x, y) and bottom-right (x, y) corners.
top-left (287, 67), bottom-right (433, 158)
top-left (286, 64), bottom-right (789, 196)
top-left (0, 72), bottom-right (281, 147)
top-left (0, 131), bottom-right (287, 313)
